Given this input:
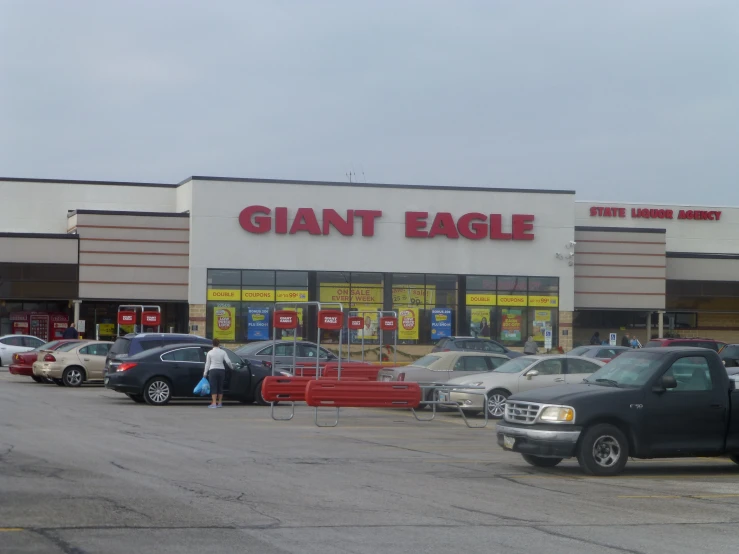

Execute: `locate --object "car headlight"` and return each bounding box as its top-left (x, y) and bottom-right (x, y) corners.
top-left (539, 406), bottom-right (575, 423)
top-left (467, 382), bottom-right (484, 387)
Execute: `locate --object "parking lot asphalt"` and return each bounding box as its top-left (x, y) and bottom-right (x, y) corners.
top-left (2, 371), bottom-right (739, 554)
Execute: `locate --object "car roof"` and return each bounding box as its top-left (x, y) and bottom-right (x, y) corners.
top-left (123, 333), bottom-right (209, 339)
top-left (129, 343), bottom-right (227, 359)
top-left (0, 334), bottom-right (44, 339)
top-left (431, 351), bottom-right (508, 358)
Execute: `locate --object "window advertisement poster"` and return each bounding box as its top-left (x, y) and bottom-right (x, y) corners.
top-left (398, 307), bottom-right (419, 340)
top-left (319, 284), bottom-right (383, 305)
top-left (470, 308), bottom-right (492, 338)
top-left (280, 307), bottom-right (303, 340)
top-left (247, 307), bottom-right (270, 340)
top-left (431, 308), bottom-right (452, 339)
top-left (392, 285), bottom-right (435, 308)
top-left (501, 309), bottom-right (523, 342)
top-left (352, 306), bottom-right (378, 341)
top-left (532, 310), bottom-right (552, 342)
top-left (213, 306), bottom-right (236, 341)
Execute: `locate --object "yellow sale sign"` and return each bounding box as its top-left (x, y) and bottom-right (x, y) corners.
top-left (398, 308), bottom-right (419, 340)
top-left (213, 307), bottom-right (236, 341)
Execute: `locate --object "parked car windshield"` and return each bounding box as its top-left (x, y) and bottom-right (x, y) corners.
top-left (569, 346), bottom-right (591, 356)
top-left (411, 355), bottom-right (441, 368)
top-left (492, 357), bottom-right (537, 374)
top-left (110, 338), bottom-right (132, 356)
top-left (37, 340), bottom-right (63, 352)
top-left (584, 351), bottom-right (664, 387)
top-left (57, 342), bottom-right (83, 352)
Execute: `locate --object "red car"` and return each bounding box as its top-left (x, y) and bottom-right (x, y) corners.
top-left (9, 340), bottom-right (84, 382)
top-left (643, 337), bottom-right (726, 352)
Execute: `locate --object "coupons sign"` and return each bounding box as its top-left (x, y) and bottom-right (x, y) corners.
top-left (380, 317), bottom-right (398, 331)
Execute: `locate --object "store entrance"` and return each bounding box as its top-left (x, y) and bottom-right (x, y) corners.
top-left (78, 302), bottom-right (188, 341)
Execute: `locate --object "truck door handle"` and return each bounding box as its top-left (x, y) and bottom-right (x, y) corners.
top-left (554, 378), bottom-right (565, 382)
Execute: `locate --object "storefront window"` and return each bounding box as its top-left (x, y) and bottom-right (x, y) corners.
top-left (392, 274), bottom-right (457, 344)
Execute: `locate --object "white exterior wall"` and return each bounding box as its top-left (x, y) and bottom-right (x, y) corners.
top-left (0, 180), bottom-right (177, 234)
top-left (187, 179), bottom-right (576, 309)
top-left (576, 202), bottom-right (739, 254)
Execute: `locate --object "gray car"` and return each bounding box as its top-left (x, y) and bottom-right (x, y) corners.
top-left (568, 345), bottom-right (630, 362)
top-left (234, 340), bottom-right (338, 371)
top-left (443, 355), bottom-right (605, 419)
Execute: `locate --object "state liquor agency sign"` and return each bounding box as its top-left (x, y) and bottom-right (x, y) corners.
top-left (238, 206), bottom-right (536, 241)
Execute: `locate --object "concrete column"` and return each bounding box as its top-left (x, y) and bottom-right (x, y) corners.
top-left (73, 300), bottom-right (81, 326)
top-left (646, 311), bottom-right (652, 343)
top-left (658, 311), bottom-right (664, 338)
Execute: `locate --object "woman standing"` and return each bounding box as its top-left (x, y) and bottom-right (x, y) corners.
top-left (204, 338), bottom-right (233, 408)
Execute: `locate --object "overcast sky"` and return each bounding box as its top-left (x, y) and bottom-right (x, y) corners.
top-left (1, 1), bottom-right (738, 202)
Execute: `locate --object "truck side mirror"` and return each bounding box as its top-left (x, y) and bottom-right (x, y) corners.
top-left (525, 370), bottom-right (539, 380)
top-left (653, 374), bottom-right (677, 393)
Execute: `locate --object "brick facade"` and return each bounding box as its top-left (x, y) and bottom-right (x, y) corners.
top-left (188, 304), bottom-right (206, 338)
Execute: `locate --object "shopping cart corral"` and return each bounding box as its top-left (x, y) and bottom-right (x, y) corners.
top-left (412, 383), bottom-right (489, 429)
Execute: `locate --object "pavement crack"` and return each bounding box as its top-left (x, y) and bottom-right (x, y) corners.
top-left (496, 474), bottom-right (577, 496)
top-left (532, 526), bottom-right (646, 553)
top-left (32, 528), bottom-right (90, 554)
top-left (450, 504), bottom-right (538, 523)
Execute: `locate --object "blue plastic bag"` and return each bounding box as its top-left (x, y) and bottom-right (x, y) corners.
top-left (194, 377), bottom-right (210, 396)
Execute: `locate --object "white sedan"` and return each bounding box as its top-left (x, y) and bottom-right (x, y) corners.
top-left (0, 335), bottom-right (46, 366)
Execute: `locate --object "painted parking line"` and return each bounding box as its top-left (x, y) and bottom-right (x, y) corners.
top-left (619, 494), bottom-right (739, 499)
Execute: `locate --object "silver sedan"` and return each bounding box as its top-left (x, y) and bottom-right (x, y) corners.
top-left (377, 351), bottom-right (509, 403)
top-left (442, 355), bottom-right (605, 419)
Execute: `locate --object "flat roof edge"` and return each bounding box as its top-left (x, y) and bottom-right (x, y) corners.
top-left (186, 176), bottom-right (576, 195)
top-left (68, 209), bottom-right (189, 218)
top-left (0, 232), bottom-right (78, 240)
top-left (0, 177), bottom-right (178, 188)
top-left (575, 226), bottom-right (667, 234)
top-left (667, 252), bottom-right (739, 260)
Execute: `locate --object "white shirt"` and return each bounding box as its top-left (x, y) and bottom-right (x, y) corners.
top-left (204, 347), bottom-right (233, 376)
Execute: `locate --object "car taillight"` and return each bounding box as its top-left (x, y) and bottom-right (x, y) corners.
top-left (263, 361), bottom-right (272, 369)
top-left (117, 362), bottom-right (137, 372)
top-left (397, 372), bottom-right (405, 382)
top-left (442, 349), bottom-right (451, 352)
top-left (43, 354), bottom-right (56, 362)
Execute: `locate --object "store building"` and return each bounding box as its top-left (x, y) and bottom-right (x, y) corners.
top-left (1, 175), bottom-right (737, 354)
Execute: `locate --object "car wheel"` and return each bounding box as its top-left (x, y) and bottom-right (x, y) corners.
top-left (31, 375), bottom-right (44, 383)
top-left (126, 393), bottom-right (145, 404)
top-left (577, 424), bottom-right (629, 476)
top-left (62, 366), bottom-right (85, 388)
top-left (53, 379), bottom-right (65, 387)
top-left (522, 454), bottom-right (563, 468)
top-left (486, 389), bottom-right (509, 419)
top-left (144, 378), bottom-right (172, 406)
top-left (254, 380), bottom-right (271, 406)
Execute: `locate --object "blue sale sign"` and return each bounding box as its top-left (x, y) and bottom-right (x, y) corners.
top-left (431, 308), bottom-right (452, 339)
top-left (247, 308), bottom-right (270, 340)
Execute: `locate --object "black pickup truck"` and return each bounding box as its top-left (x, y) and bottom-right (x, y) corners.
top-left (496, 347), bottom-right (739, 476)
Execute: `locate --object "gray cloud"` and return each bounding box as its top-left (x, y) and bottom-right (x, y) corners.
top-left (1, 0), bottom-right (738, 202)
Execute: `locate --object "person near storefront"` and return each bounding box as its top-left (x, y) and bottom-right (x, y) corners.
top-left (203, 338), bottom-right (233, 408)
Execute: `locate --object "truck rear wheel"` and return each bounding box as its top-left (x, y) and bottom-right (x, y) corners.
top-left (577, 424), bottom-right (629, 476)
top-left (522, 454), bottom-right (562, 468)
